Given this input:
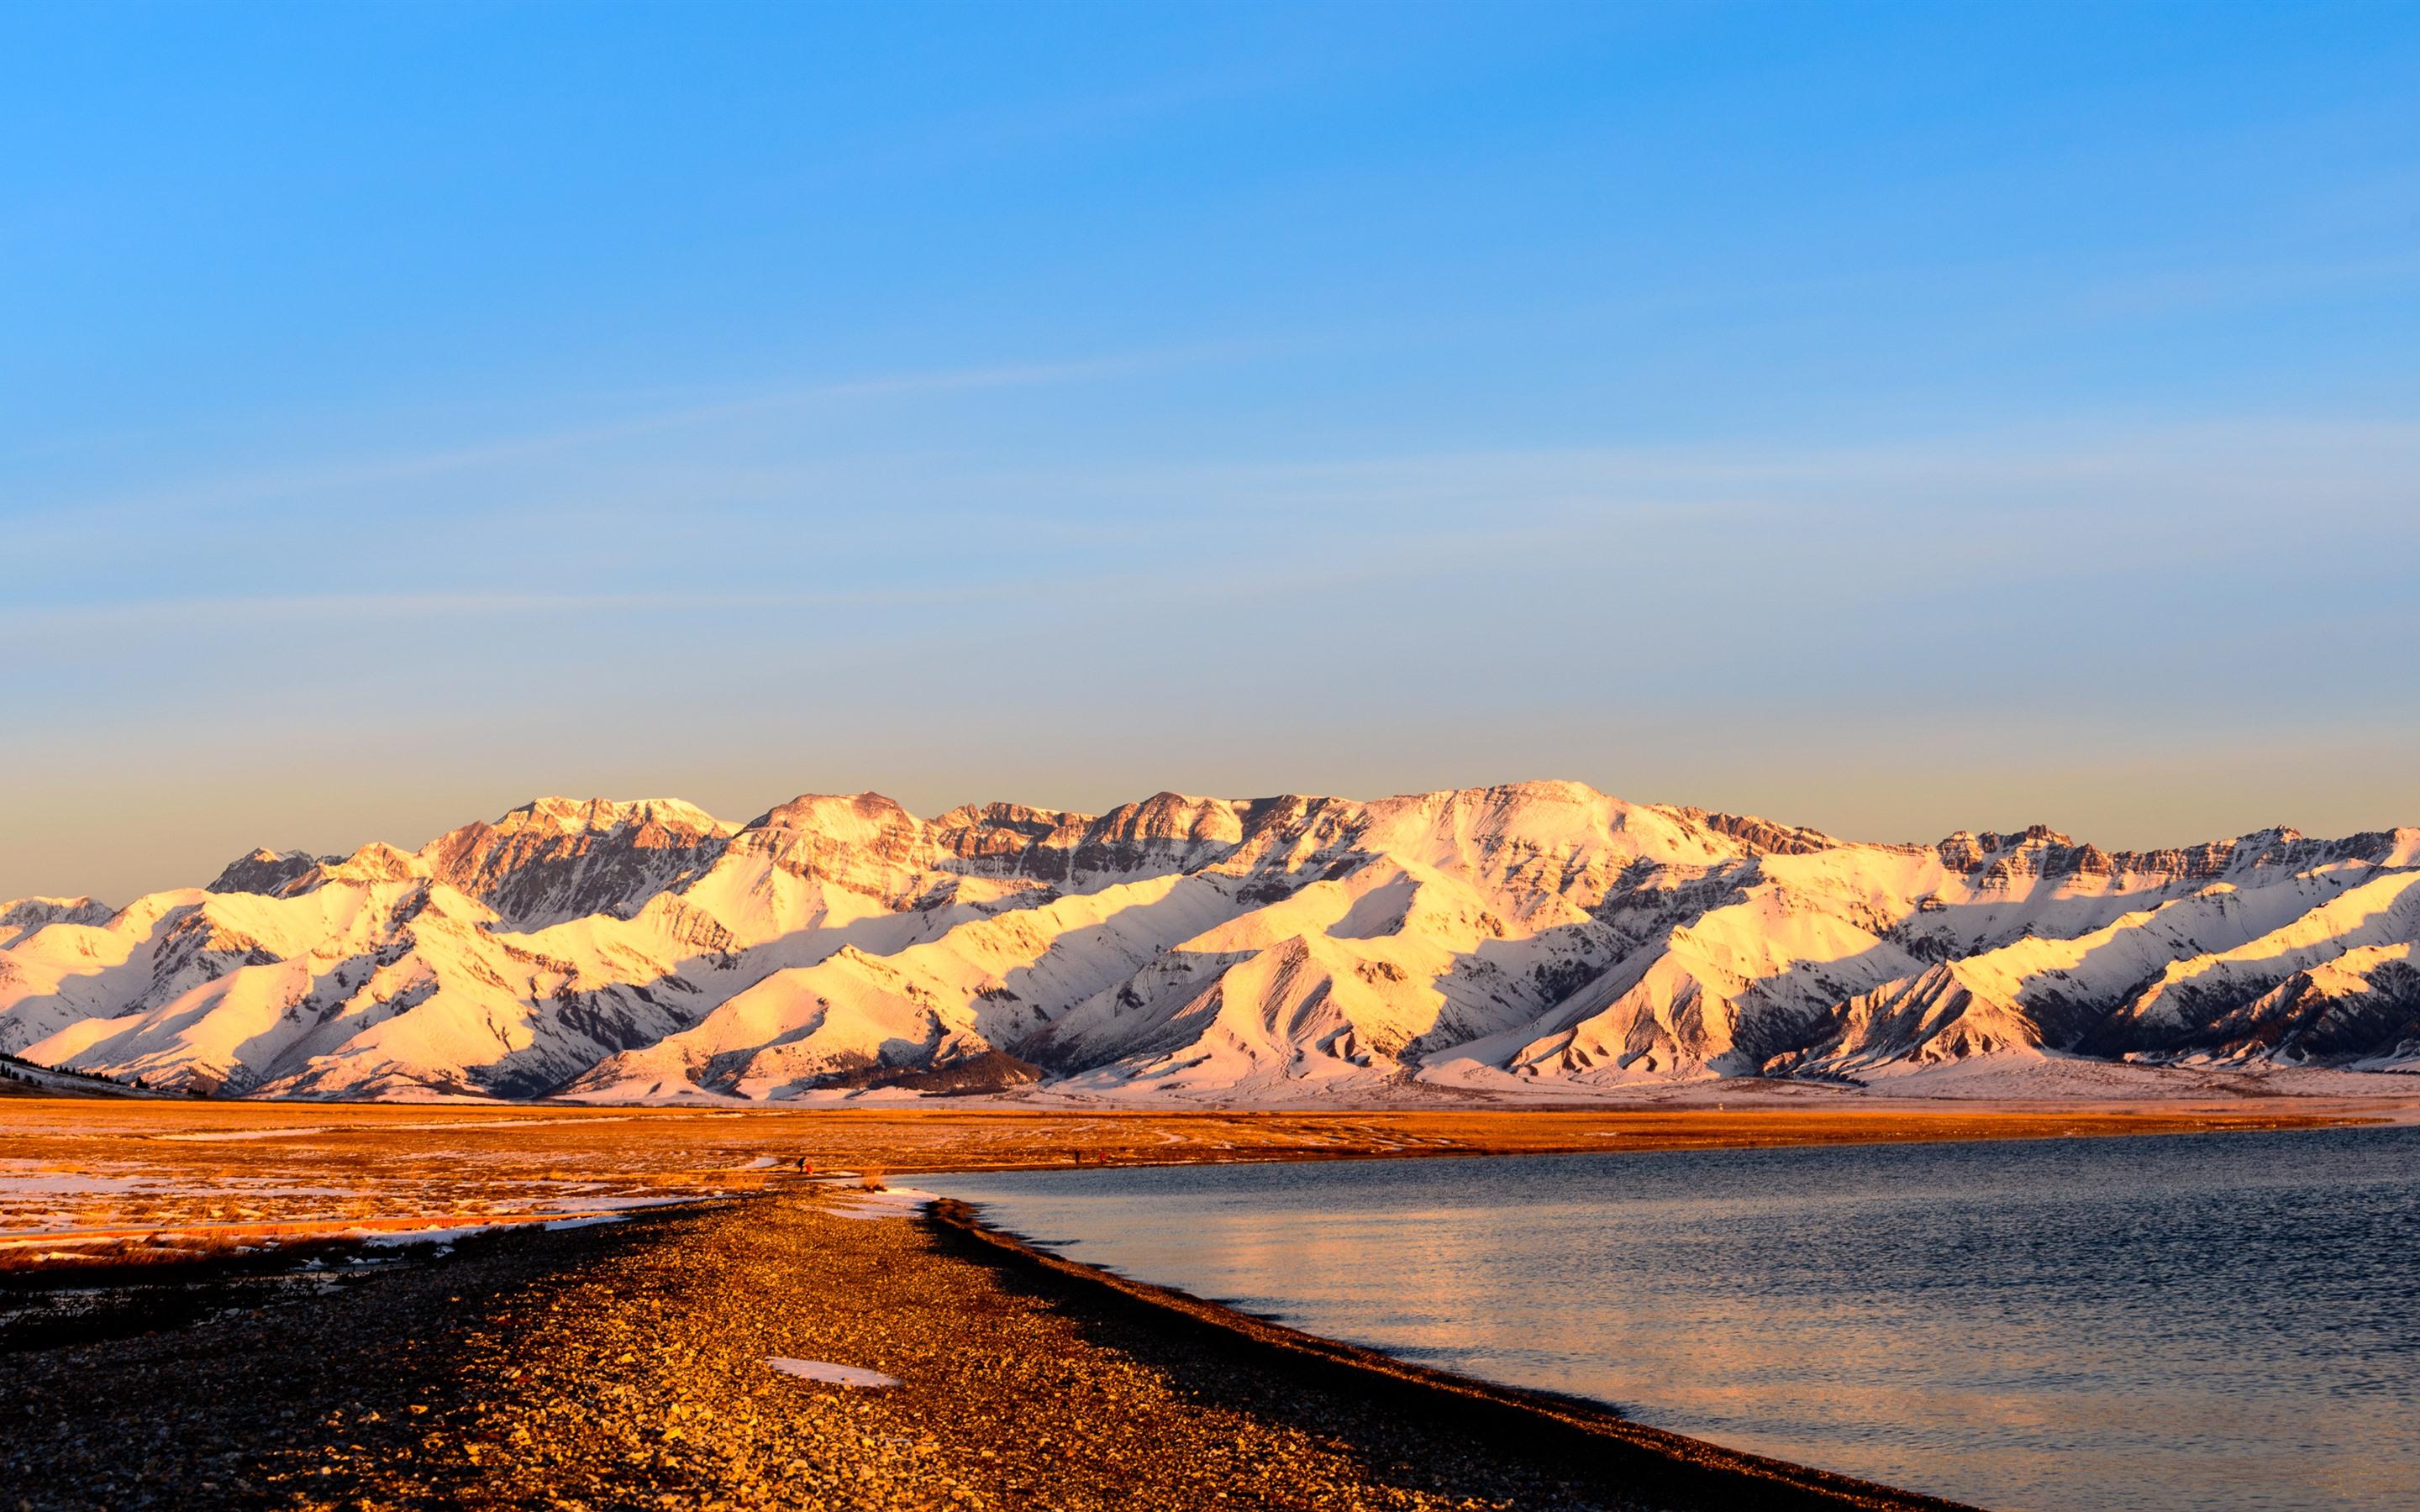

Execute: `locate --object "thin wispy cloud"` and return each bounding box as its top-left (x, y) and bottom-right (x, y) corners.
top-left (10, 341), bottom-right (1255, 528)
top-left (0, 587), bottom-right (889, 634)
top-left (975, 417), bottom-right (2420, 525)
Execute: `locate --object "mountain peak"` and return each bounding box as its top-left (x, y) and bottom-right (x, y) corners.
top-left (0, 895), bottom-right (117, 948)
top-left (321, 841), bottom-right (429, 886)
top-left (1490, 778), bottom-right (1609, 805)
top-left (2004, 824), bottom-right (2075, 848)
top-left (206, 848), bottom-right (330, 897)
top-left (746, 791), bottom-right (923, 837)
top-left (487, 795), bottom-right (732, 840)
top-left (409, 797), bottom-right (736, 930)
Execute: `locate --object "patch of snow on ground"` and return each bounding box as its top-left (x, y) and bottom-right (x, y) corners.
top-left (374, 1117), bottom-right (638, 1131)
top-left (766, 1357), bottom-right (899, 1389)
top-left (358, 1224), bottom-right (499, 1248)
top-left (550, 1194), bottom-right (709, 1215)
top-left (0, 1168), bottom-right (164, 1195)
top-left (820, 1186), bottom-right (935, 1220)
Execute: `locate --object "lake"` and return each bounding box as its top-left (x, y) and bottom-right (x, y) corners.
top-left (920, 1124), bottom-right (2420, 1511)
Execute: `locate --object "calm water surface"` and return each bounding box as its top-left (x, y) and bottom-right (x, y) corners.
top-left (920, 1126), bottom-right (2420, 1512)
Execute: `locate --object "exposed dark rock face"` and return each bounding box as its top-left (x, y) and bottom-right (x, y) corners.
top-left (420, 798), bottom-right (735, 927)
top-left (205, 849), bottom-right (329, 897)
top-left (1678, 810), bottom-right (1836, 857)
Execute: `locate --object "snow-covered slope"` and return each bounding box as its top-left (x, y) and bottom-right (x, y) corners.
top-left (3, 784), bottom-right (2415, 1101)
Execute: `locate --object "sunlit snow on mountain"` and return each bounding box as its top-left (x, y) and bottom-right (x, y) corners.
top-left (5, 783), bottom-right (2416, 1103)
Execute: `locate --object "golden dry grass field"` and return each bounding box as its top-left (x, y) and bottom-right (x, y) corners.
top-left (3, 1093), bottom-right (2392, 1258)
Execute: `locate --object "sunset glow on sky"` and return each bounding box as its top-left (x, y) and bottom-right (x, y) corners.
top-left (7, 2), bottom-right (2418, 904)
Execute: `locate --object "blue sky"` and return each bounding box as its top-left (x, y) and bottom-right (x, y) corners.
top-left (6, 2), bottom-right (2419, 902)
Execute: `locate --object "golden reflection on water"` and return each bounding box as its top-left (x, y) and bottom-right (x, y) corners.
top-left (927, 1127), bottom-right (2420, 1512)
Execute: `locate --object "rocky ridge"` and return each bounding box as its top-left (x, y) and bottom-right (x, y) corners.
top-left (3, 782), bottom-right (2416, 1101)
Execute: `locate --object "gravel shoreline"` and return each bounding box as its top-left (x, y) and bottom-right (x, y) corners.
top-left (4, 1189), bottom-right (1975, 1509)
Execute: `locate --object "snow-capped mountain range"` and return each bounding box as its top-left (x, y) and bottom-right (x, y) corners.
top-left (4, 782), bottom-right (2416, 1103)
